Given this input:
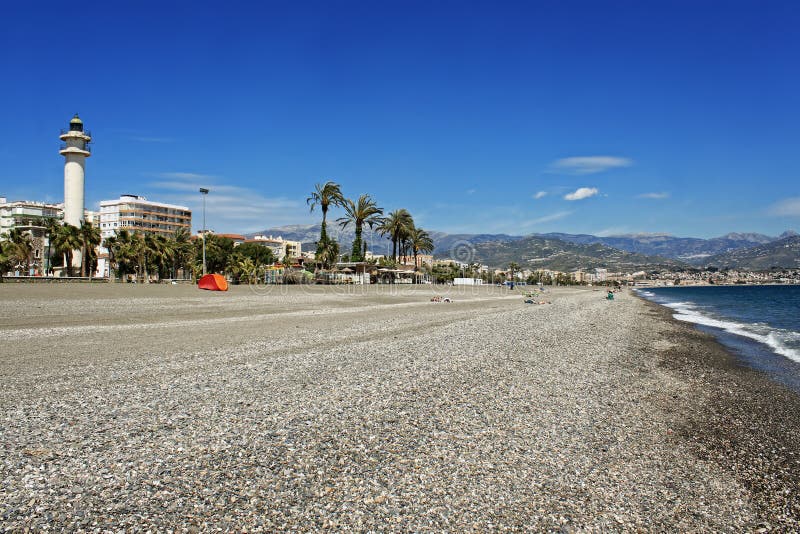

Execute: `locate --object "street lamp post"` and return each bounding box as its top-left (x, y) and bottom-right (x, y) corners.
top-left (200, 188), bottom-right (209, 276)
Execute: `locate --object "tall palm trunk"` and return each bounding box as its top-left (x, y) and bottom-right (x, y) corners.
top-left (320, 207), bottom-right (329, 243)
top-left (352, 223), bottom-right (363, 261)
top-left (46, 234), bottom-right (52, 276)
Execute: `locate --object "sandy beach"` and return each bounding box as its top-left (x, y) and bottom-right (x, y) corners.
top-left (1, 283), bottom-right (798, 530)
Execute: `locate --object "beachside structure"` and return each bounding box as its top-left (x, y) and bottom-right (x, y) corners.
top-left (97, 195), bottom-right (191, 277)
top-left (398, 254), bottom-right (433, 268)
top-left (59, 114), bottom-right (91, 270)
top-left (0, 198), bottom-right (63, 275)
top-left (60, 115), bottom-right (91, 228)
top-left (453, 277), bottom-right (484, 286)
top-left (245, 235), bottom-right (302, 262)
top-left (99, 195), bottom-right (192, 240)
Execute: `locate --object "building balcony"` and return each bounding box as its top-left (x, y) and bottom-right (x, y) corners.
top-left (60, 128), bottom-right (92, 138)
top-left (59, 143), bottom-right (91, 154)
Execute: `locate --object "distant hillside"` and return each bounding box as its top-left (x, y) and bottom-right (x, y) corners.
top-left (254, 223), bottom-right (798, 270)
top-left (252, 225), bottom-right (522, 257)
top-left (469, 235), bottom-right (687, 271)
top-left (704, 236), bottom-right (800, 270)
top-left (253, 224), bottom-right (396, 255)
top-left (536, 232), bottom-right (792, 264)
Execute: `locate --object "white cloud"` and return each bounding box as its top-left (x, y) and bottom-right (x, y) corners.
top-left (129, 136), bottom-right (175, 143)
top-left (564, 187), bottom-right (599, 201)
top-left (148, 172), bottom-right (308, 233)
top-left (533, 191), bottom-right (548, 199)
top-left (551, 156), bottom-right (632, 175)
top-left (466, 188), bottom-right (476, 195)
top-left (154, 172), bottom-right (217, 181)
top-left (148, 181), bottom-right (244, 194)
top-left (521, 211), bottom-right (573, 227)
top-left (595, 227), bottom-right (632, 237)
top-left (769, 197), bottom-right (800, 217)
top-left (637, 192), bottom-right (670, 199)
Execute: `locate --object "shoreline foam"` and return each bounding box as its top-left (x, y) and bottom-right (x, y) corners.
top-left (636, 294), bottom-right (800, 528)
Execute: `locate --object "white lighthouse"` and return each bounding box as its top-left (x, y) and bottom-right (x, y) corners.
top-left (59, 114), bottom-right (91, 227)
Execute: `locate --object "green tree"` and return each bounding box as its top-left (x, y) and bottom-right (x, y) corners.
top-left (236, 242), bottom-right (275, 267)
top-left (409, 227), bottom-right (434, 272)
top-left (378, 209), bottom-right (414, 262)
top-left (508, 262), bottom-right (520, 285)
top-left (170, 228), bottom-right (194, 279)
top-left (316, 238), bottom-right (340, 270)
top-left (44, 218), bottom-right (61, 275)
top-left (307, 181), bottom-right (344, 255)
top-left (51, 223), bottom-right (82, 277)
top-left (143, 233), bottom-right (174, 281)
top-left (103, 234), bottom-right (118, 280)
top-left (193, 234), bottom-right (235, 274)
top-left (79, 221), bottom-right (102, 278)
top-left (107, 230), bottom-right (140, 281)
top-left (7, 228), bottom-right (33, 274)
top-left (229, 254), bottom-right (257, 284)
top-left (0, 240), bottom-right (11, 281)
top-left (337, 194), bottom-right (384, 262)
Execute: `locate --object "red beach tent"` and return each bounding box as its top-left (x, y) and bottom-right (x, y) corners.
top-left (198, 273), bottom-right (228, 291)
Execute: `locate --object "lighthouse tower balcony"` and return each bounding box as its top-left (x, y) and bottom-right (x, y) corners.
top-left (59, 114), bottom-right (92, 156)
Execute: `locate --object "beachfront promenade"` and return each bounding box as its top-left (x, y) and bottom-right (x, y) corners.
top-left (1, 285), bottom-right (798, 530)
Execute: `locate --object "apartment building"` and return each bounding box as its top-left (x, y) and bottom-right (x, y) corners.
top-left (245, 235), bottom-right (302, 261)
top-left (99, 195), bottom-right (191, 239)
top-left (0, 198), bottom-right (63, 274)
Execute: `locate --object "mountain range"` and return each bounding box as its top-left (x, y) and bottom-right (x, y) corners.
top-left (253, 224), bottom-right (799, 271)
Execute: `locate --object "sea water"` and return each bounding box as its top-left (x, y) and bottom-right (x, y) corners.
top-left (636, 285), bottom-right (800, 391)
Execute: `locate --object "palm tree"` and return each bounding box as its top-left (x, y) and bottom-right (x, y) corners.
top-left (141, 233), bottom-right (171, 283)
top-left (51, 224), bottom-right (82, 277)
top-left (508, 262), bottom-right (520, 288)
top-left (0, 240), bottom-right (11, 281)
top-left (79, 221), bottom-right (102, 277)
top-left (337, 194), bottom-right (384, 262)
top-left (409, 227), bottom-right (434, 272)
top-left (7, 228), bottom-right (33, 275)
top-left (145, 234), bottom-right (173, 280)
top-left (103, 234), bottom-right (118, 280)
top-left (307, 181), bottom-right (344, 253)
top-left (316, 238), bottom-right (340, 270)
top-left (378, 209), bottom-right (414, 263)
top-left (231, 255), bottom-right (257, 284)
top-left (44, 218), bottom-right (61, 276)
top-left (170, 228), bottom-right (193, 279)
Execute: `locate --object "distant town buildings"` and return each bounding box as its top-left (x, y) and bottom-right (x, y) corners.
top-left (194, 231), bottom-right (302, 262)
top-left (246, 235), bottom-right (302, 261)
top-left (398, 254), bottom-right (433, 268)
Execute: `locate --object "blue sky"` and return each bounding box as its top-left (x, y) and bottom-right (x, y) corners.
top-left (1, 0), bottom-right (799, 238)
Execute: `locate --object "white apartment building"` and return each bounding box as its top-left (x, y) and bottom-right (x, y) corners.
top-left (0, 198), bottom-right (63, 274)
top-left (246, 234), bottom-right (302, 261)
top-left (0, 198), bottom-right (62, 237)
top-left (99, 195), bottom-right (191, 239)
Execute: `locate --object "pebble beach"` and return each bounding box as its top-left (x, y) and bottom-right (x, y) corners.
top-left (1, 283), bottom-right (799, 531)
